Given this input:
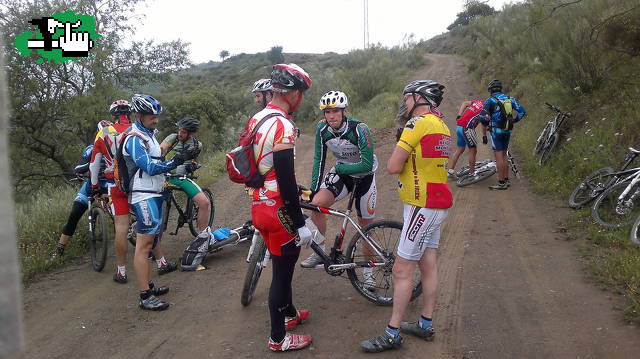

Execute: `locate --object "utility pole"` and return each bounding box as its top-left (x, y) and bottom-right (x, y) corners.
top-left (363, 0), bottom-right (369, 49)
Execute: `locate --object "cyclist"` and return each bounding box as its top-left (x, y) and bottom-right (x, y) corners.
top-left (89, 100), bottom-right (134, 283)
top-left (160, 117), bottom-right (211, 233)
top-left (447, 99), bottom-right (487, 177)
top-left (53, 127), bottom-right (110, 258)
top-left (251, 78), bottom-right (273, 109)
top-left (361, 80), bottom-right (452, 352)
top-left (301, 90), bottom-right (378, 276)
top-left (122, 94), bottom-right (197, 311)
top-left (245, 64), bottom-right (313, 352)
top-left (470, 79), bottom-right (526, 190)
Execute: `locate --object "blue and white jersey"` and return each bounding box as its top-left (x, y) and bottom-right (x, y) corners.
top-left (469, 93), bottom-right (526, 133)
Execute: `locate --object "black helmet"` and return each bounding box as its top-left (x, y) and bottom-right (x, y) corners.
top-left (177, 117), bottom-right (200, 132)
top-left (487, 79), bottom-right (502, 92)
top-left (271, 63), bottom-right (311, 93)
top-left (403, 80), bottom-right (445, 108)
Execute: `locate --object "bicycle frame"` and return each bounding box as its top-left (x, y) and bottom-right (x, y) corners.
top-left (614, 171), bottom-right (640, 207)
top-left (299, 189), bottom-right (389, 274)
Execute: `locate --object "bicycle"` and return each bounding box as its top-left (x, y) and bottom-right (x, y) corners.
top-left (629, 214), bottom-right (640, 246)
top-left (455, 149), bottom-right (520, 187)
top-left (240, 181), bottom-right (422, 307)
top-left (591, 169), bottom-right (640, 228)
top-left (127, 173), bottom-right (215, 247)
top-left (534, 102), bottom-right (571, 165)
top-left (568, 147), bottom-right (640, 209)
top-left (87, 194), bottom-right (112, 272)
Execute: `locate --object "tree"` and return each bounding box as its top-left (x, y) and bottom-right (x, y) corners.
top-left (447, 1), bottom-right (496, 30)
top-left (219, 50), bottom-right (230, 61)
top-left (267, 46), bottom-right (284, 64)
top-left (1, 0), bottom-right (191, 194)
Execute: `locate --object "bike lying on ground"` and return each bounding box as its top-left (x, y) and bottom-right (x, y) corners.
top-left (127, 173), bottom-right (215, 247)
top-left (629, 215), bottom-right (640, 246)
top-left (240, 182), bottom-right (422, 307)
top-left (534, 102), bottom-right (571, 166)
top-left (568, 147), bottom-right (640, 209)
top-left (455, 149), bottom-right (520, 187)
top-left (591, 168), bottom-right (640, 229)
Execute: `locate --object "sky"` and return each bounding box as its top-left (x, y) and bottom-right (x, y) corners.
top-left (132, 0), bottom-right (516, 64)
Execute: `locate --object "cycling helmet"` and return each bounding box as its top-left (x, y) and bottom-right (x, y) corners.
top-left (487, 79), bottom-right (502, 92)
top-left (319, 90), bottom-right (348, 110)
top-left (131, 94), bottom-right (163, 115)
top-left (270, 63), bottom-right (311, 93)
top-left (403, 80), bottom-right (445, 108)
top-left (176, 117), bottom-right (200, 132)
top-left (251, 78), bottom-right (273, 93)
top-left (109, 100), bottom-right (131, 116)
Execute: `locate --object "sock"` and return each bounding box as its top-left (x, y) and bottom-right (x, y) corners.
top-left (148, 281), bottom-right (155, 290)
top-left (140, 289), bottom-right (152, 300)
top-left (385, 325), bottom-right (400, 340)
top-left (156, 256), bottom-right (168, 268)
top-left (117, 265), bottom-right (126, 276)
top-left (419, 315), bottom-right (432, 329)
top-left (56, 243), bottom-right (66, 256)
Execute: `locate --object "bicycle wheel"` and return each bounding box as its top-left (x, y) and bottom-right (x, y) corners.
top-left (533, 122), bottom-right (552, 154)
top-left (346, 220), bottom-right (422, 306)
top-left (592, 181), bottom-right (640, 228)
top-left (630, 215), bottom-right (640, 246)
top-left (188, 188), bottom-right (215, 237)
top-left (538, 132), bottom-right (559, 165)
top-left (568, 167), bottom-right (614, 209)
top-left (241, 232), bottom-right (267, 306)
top-left (456, 163), bottom-right (497, 187)
top-left (127, 211), bottom-right (137, 247)
top-left (89, 206), bottom-right (109, 272)
top-left (456, 159), bottom-right (492, 178)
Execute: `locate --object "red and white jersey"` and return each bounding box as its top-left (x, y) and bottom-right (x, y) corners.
top-left (244, 104), bottom-right (297, 201)
top-left (457, 100), bottom-right (484, 128)
top-left (89, 122), bottom-right (130, 187)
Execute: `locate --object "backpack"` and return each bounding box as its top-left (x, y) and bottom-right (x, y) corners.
top-left (180, 230), bottom-right (210, 271)
top-left (491, 95), bottom-right (516, 131)
top-left (225, 113), bottom-right (279, 188)
top-left (113, 130), bottom-right (148, 194)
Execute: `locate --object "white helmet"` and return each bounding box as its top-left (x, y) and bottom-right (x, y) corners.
top-left (319, 90), bottom-right (348, 110)
top-left (251, 78), bottom-right (273, 93)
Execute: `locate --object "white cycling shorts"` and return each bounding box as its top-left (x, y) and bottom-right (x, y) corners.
top-left (397, 204), bottom-right (448, 261)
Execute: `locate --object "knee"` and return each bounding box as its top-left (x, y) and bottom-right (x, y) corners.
top-left (392, 261), bottom-right (412, 281)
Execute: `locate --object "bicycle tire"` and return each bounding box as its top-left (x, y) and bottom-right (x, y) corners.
top-left (127, 210), bottom-right (137, 247)
top-left (346, 220), bottom-right (422, 306)
top-left (89, 206), bottom-right (109, 272)
top-left (456, 159), bottom-right (493, 178)
top-left (534, 122), bottom-right (552, 155)
top-left (630, 215), bottom-right (640, 246)
top-left (456, 164), bottom-right (497, 187)
top-left (568, 167), bottom-right (614, 209)
top-left (188, 188), bottom-right (215, 237)
top-left (241, 233), bottom-right (267, 306)
top-left (538, 132), bottom-right (559, 165)
top-left (592, 181), bottom-right (640, 228)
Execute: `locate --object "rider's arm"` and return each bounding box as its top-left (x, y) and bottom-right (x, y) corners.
top-left (160, 133), bottom-right (177, 156)
top-left (473, 98), bottom-right (492, 127)
top-left (512, 98), bottom-right (526, 122)
top-left (457, 100), bottom-right (472, 116)
top-left (125, 136), bottom-right (180, 176)
top-left (387, 146), bottom-right (410, 174)
top-left (334, 122), bottom-right (375, 175)
top-left (310, 122), bottom-right (327, 192)
top-left (389, 119), bottom-right (422, 174)
top-left (89, 138), bottom-right (104, 187)
top-left (74, 145), bottom-right (92, 175)
top-left (273, 145), bottom-right (306, 229)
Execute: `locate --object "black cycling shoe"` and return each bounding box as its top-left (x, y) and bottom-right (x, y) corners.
top-left (360, 331), bottom-right (402, 353)
top-left (151, 285), bottom-right (169, 296)
top-left (139, 295), bottom-right (169, 311)
top-left (113, 271), bottom-right (127, 284)
top-left (157, 261), bottom-right (178, 275)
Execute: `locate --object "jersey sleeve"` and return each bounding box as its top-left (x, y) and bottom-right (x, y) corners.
top-left (89, 136), bottom-right (106, 187)
top-left (335, 122), bottom-right (375, 175)
top-left (512, 98), bottom-right (526, 121)
top-left (74, 145), bottom-right (93, 175)
top-left (272, 118), bottom-right (297, 146)
top-left (161, 133), bottom-right (178, 146)
top-left (397, 119), bottom-right (425, 153)
top-left (125, 135), bottom-right (179, 176)
top-left (310, 122), bottom-right (327, 192)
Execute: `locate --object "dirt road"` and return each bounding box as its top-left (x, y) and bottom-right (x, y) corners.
top-left (12, 54), bottom-right (639, 359)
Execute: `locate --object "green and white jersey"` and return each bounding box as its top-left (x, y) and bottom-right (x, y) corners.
top-left (310, 117), bottom-right (377, 192)
top-left (162, 133), bottom-right (203, 174)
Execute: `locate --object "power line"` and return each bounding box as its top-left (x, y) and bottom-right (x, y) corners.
top-left (363, 0), bottom-right (369, 48)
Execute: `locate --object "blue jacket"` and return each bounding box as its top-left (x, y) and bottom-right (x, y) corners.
top-left (469, 93), bottom-right (526, 133)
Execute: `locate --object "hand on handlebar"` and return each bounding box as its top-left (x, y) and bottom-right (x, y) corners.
top-left (295, 226), bottom-right (315, 248)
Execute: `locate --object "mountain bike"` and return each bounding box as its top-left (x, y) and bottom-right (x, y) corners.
top-left (241, 227), bottom-right (267, 306)
top-left (87, 194), bottom-right (112, 272)
top-left (534, 102), bottom-right (571, 165)
top-left (127, 173), bottom-right (215, 246)
top-left (456, 150), bottom-right (520, 187)
top-left (629, 214), bottom-right (640, 246)
top-left (591, 169), bottom-right (640, 228)
top-left (568, 147), bottom-right (640, 209)
top-left (240, 182), bottom-right (422, 307)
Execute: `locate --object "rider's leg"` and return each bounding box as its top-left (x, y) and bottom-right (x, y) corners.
top-left (495, 150), bottom-right (508, 181)
top-left (418, 248), bottom-right (438, 320)
top-left (388, 256), bottom-right (418, 328)
top-left (113, 214), bottom-right (129, 267)
top-left (192, 192), bottom-right (211, 232)
top-left (310, 188), bottom-right (335, 240)
top-left (449, 146), bottom-right (465, 171)
top-left (449, 126), bottom-right (468, 171)
top-left (468, 146), bottom-right (477, 172)
top-left (134, 233), bottom-right (154, 291)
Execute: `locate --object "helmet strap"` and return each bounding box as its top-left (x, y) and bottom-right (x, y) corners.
top-left (261, 92), bottom-right (268, 109)
top-left (278, 91), bottom-right (303, 115)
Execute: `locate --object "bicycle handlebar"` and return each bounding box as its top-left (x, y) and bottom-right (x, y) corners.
top-left (545, 102), bottom-right (572, 117)
top-left (166, 174), bottom-right (198, 180)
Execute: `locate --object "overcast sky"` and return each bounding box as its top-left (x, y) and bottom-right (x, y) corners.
top-left (132, 0), bottom-right (516, 64)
